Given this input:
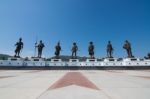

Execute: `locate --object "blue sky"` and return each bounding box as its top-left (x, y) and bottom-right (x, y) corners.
top-left (0, 0), bottom-right (150, 58)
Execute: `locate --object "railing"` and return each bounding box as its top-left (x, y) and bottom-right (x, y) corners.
top-left (0, 58), bottom-right (150, 67)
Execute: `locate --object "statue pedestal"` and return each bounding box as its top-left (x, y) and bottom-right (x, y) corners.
top-left (122, 58), bottom-right (140, 66)
top-left (86, 59), bottom-right (97, 62)
top-left (46, 59), bottom-right (65, 66)
top-left (3, 57), bottom-right (24, 66)
top-left (51, 59), bottom-right (62, 62)
top-left (30, 57), bottom-right (45, 61)
top-left (102, 58), bottom-right (122, 66)
top-left (8, 57), bottom-right (23, 61)
top-left (23, 57), bottom-right (45, 66)
top-left (104, 58), bottom-right (116, 62)
top-left (69, 59), bottom-right (79, 62)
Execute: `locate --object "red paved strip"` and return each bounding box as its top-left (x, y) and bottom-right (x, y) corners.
top-left (49, 72), bottom-right (99, 90)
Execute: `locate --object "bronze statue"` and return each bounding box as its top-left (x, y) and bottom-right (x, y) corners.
top-left (148, 53), bottom-right (150, 59)
top-left (107, 41), bottom-right (113, 58)
top-left (88, 42), bottom-right (94, 59)
top-left (14, 38), bottom-right (23, 57)
top-left (144, 53), bottom-right (150, 59)
top-left (71, 42), bottom-right (78, 58)
top-left (55, 42), bottom-right (61, 58)
top-left (36, 40), bottom-right (45, 58)
top-left (123, 40), bottom-right (133, 58)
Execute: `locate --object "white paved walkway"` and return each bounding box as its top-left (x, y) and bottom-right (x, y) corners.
top-left (0, 70), bottom-right (150, 99)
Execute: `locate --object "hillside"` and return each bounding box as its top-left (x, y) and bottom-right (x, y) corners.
top-left (0, 54), bottom-right (12, 60)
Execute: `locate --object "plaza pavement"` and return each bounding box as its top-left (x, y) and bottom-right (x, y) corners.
top-left (0, 70), bottom-right (150, 99)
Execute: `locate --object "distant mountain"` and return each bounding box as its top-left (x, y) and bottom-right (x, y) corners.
top-left (0, 54), bottom-right (12, 60)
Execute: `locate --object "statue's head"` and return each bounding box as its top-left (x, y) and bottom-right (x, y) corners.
top-left (19, 38), bottom-right (22, 41)
top-left (73, 42), bottom-right (76, 45)
top-left (89, 41), bottom-right (93, 44)
top-left (108, 41), bottom-right (111, 44)
top-left (40, 40), bottom-right (42, 43)
top-left (125, 40), bottom-right (128, 43)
